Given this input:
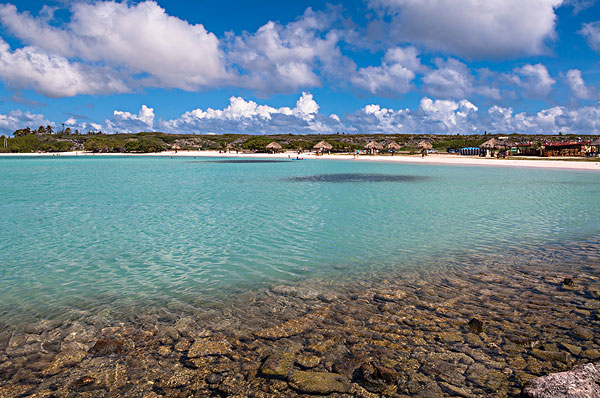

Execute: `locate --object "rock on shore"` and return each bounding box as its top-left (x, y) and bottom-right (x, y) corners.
top-left (521, 362), bottom-right (600, 398)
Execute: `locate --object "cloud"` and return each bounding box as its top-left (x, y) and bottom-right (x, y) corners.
top-left (0, 1), bottom-right (228, 92)
top-left (227, 8), bottom-right (353, 95)
top-left (346, 97), bottom-right (479, 133)
top-left (348, 97), bottom-right (600, 134)
top-left (105, 105), bottom-right (155, 133)
top-left (160, 92), bottom-right (343, 134)
top-left (487, 104), bottom-right (600, 133)
top-left (0, 38), bottom-right (129, 97)
top-left (566, 69), bottom-right (594, 99)
top-left (0, 109), bottom-right (51, 134)
top-left (350, 46), bottom-right (422, 96)
top-left (367, 0), bottom-right (563, 58)
top-left (580, 21), bottom-right (600, 52)
top-left (563, 0), bottom-right (596, 14)
top-left (422, 58), bottom-right (501, 100)
top-left (508, 64), bottom-right (556, 98)
top-left (4, 97), bottom-right (600, 136)
top-left (419, 97), bottom-right (479, 132)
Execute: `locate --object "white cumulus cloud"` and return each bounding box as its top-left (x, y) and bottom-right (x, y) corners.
top-left (105, 105), bottom-right (155, 133)
top-left (566, 69), bottom-right (594, 100)
top-left (422, 58), bottom-right (501, 100)
top-left (368, 0), bottom-right (563, 58)
top-left (508, 64), bottom-right (556, 98)
top-left (160, 92), bottom-right (342, 134)
top-left (227, 8), bottom-right (353, 95)
top-left (0, 109), bottom-right (51, 134)
top-left (580, 21), bottom-right (600, 52)
top-left (0, 1), bottom-right (228, 93)
top-left (0, 38), bottom-right (129, 97)
top-left (351, 46), bottom-right (422, 96)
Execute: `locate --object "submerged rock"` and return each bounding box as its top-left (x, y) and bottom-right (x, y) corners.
top-left (90, 338), bottom-right (124, 357)
top-left (288, 370), bottom-right (350, 394)
top-left (532, 349), bottom-right (571, 364)
top-left (468, 317), bottom-right (484, 333)
top-left (260, 352), bottom-right (295, 379)
top-left (563, 278), bottom-right (574, 286)
top-left (43, 349), bottom-right (87, 375)
top-left (521, 362), bottom-right (600, 398)
top-left (295, 353), bottom-right (320, 369)
top-left (72, 375), bottom-right (96, 391)
top-left (187, 337), bottom-right (232, 357)
top-left (357, 361), bottom-right (399, 393)
top-left (573, 326), bottom-right (594, 341)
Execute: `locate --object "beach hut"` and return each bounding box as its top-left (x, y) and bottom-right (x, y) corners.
top-left (313, 140), bottom-right (333, 155)
top-left (386, 141), bottom-right (401, 156)
top-left (364, 140), bottom-right (384, 155)
top-left (588, 138), bottom-right (600, 156)
top-left (266, 141), bottom-right (282, 154)
top-left (479, 138), bottom-right (501, 157)
top-left (417, 140), bottom-right (432, 156)
top-left (417, 140), bottom-right (432, 150)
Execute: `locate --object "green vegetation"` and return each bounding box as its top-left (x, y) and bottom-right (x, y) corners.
top-left (1, 129), bottom-right (597, 154)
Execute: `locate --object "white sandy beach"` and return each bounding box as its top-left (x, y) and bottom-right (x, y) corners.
top-left (3, 150), bottom-right (600, 170)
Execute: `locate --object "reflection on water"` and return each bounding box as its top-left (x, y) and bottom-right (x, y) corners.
top-left (285, 173), bottom-right (430, 183)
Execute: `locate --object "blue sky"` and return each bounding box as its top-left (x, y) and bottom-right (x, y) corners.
top-left (0, 0), bottom-right (599, 135)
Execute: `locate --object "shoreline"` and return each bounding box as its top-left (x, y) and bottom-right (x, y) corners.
top-left (2, 150), bottom-right (600, 170)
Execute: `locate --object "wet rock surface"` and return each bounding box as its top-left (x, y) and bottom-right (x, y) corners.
top-left (0, 242), bottom-right (599, 397)
top-left (522, 362), bottom-right (600, 398)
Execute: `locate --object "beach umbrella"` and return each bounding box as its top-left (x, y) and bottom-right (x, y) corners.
top-left (386, 141), bottom-right (401, 151)
top-left (417, 140), bottom-right (432, 150)
top-left (364, 141), bottom-right (384, 150)
top-left (313, 140), bottom-right (333, 151)
top-left (479, 138), bottom-right (500, 149)
top-left (266, 142), bottom-right (282, 150)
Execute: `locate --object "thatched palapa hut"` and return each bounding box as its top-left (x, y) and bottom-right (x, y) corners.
top-left (479, 138), bottom-right (503, 157)
top-left (364, 141), bottom-right (384, 155)
top-left (313, 140), bottom-right (332, 155)
top-left (266, 141), bottom-right (282, 154)
top-left (386, 141), bottom-right (401, 156)
top-left (417, 140), bottom-right (432, 150)
top-left (480, 138), bottom-right (501, 150)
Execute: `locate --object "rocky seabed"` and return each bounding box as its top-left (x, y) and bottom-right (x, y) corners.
top-left (1, 243), bottom-right (599, 397)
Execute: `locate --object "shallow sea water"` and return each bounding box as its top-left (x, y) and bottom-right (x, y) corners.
top-left (0, 156), bottom-right (599, 397)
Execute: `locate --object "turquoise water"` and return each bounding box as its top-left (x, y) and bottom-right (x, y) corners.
top-left (0, 156), bottom-right (599, 323)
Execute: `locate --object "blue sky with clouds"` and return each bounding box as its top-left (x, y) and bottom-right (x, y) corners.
top-left (0, 0), bottom-right (599, 135)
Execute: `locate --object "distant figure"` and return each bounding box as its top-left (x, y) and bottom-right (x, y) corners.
top-left (421, 149), bottom-right (426, 158)
top-left (356, 149), bottom-right (360, 159)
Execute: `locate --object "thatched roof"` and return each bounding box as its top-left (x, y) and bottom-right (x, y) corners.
top-left (364, 140), bottom-right (384, 150)
top-left (590, 138), bottom-right (600, 146)
top-left (417, 140), bottom-right (432, 150)
top-left (266, 142), bottom-right (282, 150)
top-left (313, 140), bottom-right (333, 150)
top-left (480, 138), bottom-right (500, 149)
top-left (386, 141), bottom-right (401, 150)
top-left (502, 139), bottom-right (516, 148)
